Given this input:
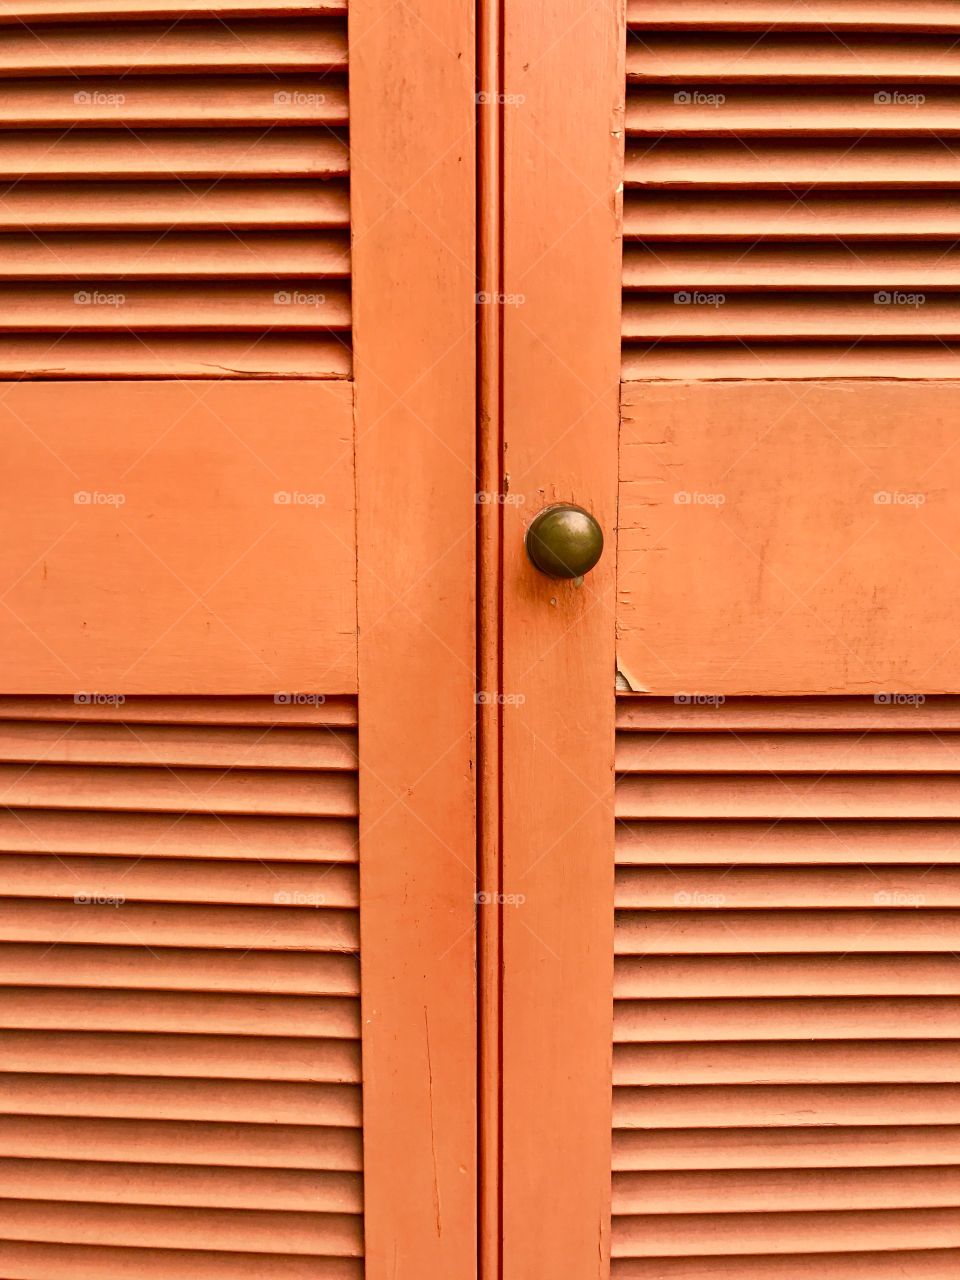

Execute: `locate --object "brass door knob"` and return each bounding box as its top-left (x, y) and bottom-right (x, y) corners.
top-left (525, 504), bottom-right (604, 579)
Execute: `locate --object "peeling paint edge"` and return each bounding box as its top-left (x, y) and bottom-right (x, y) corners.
top-left (616, 660), bottom-right (648, 694)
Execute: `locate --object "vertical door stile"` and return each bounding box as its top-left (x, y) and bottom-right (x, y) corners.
top-left (500, 1), bottom-right (626, 1276)
top-left (350, 1), bottom-right (478, 1277)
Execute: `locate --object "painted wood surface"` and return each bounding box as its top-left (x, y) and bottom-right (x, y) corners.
top-left (501, 0), bottom-right (624, 1276)
top-left (0, 696), bottom-right (363, 1276)
top-left (0, 1), bottom-right (347, 17)
top-left (350, 0), bottom-right (477, 1275)
top-left (619, 379), bottom-right (960, 696)
top-left (0, 7), bottom-right (350, 378)
top-left (0, 379), bottom-right (356, 693)
top-left (622, 7), bottom-right (960, 380)
top-left (613, 694), bottom-right (960, 1276)
top-left (628, 1), bottom-right (960, 28)
top-left (476, 0), bottom-right (502, 1273)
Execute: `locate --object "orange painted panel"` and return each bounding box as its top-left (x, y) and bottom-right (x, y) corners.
top-left (0, 380), bottom-right (356, 693)
top-left (619, 379), bottom-right (960, 696)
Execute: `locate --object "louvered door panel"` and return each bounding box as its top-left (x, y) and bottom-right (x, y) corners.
top-left (623, 3), bottom-right (960, 377)
top-left (613, 695), bottom-right (960, 1279)
top-left (0, 696), bottom-right (362, 1279)
top-left (0, 4), bottom-right (349, 377)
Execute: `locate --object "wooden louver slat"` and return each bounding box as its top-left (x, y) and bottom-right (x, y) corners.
top-left (626, 87), bottom-right (960, 135)
top-left (613, 1124), bottom-right (960, 1170)
top-left (0, 9), bottom-right (350, 377)
top-left (0, 697), bottom-right (363, 1271)
top-left (622, 9), bottom-right (960, 376)
top-left (0, 1114), bottom-right (363, 1168)
top-left (0, 21), bottom-right (347, 74)
top-left (0, 233), bottom-right (351, 279)
top-left (625, 36), bottom-right (960, 82)
top-left (613, 695), bottom-right (960, 1275)
top-left (0, 76), bottom-right (348, 124)
top-left (0, 2), bottom-right (348, 20)
top-left (0, 131), bottom-right (347, 180)
top-left (627, 2), bottom-right (960, 31)
top-left (0, 182), bottom-right (350, 230)
top-left (0, 944), bottom-right (361, 991)
top-left (0, 1073), bottom-right (362, 1124)
top-left (0, 283), bottom-right (352, 330)
top-left (0, 1199), bottom-right (364, 1255)
top-left (0, 1158), bottom-right (363, 1212)
top-left (623, 245), bottom-right (960, 290)
top-left (614, 1165), bottom-right (960, 1214)
top-left (0, 1242), bottom-right (364, 1279)
top-left (0, 857), bottom-right (359, 905)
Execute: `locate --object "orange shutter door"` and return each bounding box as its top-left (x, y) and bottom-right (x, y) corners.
top-left (0, 5), bottom-right (476, 1279)
top-left (499, 1), bottom-right (960, 1278)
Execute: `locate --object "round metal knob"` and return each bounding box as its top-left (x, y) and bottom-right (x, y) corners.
top-left (525, 503), bottom-right (604, 580)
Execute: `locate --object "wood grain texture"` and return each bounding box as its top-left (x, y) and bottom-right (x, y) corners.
top-left (0, 380), bottom-right (356, 694)
top-left (350, 0), bottom-right (477, 1276)
top-left (618, 379), bottom-right (960, 696)
top-left (500, 1), bottom-right (623, 1277)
